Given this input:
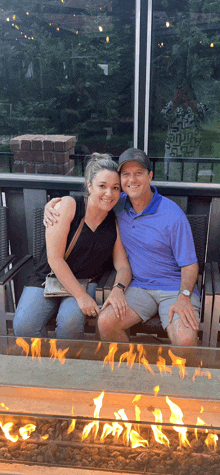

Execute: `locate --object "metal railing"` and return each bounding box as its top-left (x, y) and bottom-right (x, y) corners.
top-left (1, 151), bottom-right (220, 183)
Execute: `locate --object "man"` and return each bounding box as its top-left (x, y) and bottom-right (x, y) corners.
top-left (98, 148), bottom-right (200, 346)
top-left (44, 148), bottom-right (200, 346)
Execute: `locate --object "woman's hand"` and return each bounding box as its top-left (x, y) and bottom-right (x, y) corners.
top-left (76, 293), bottom-right (100, 317)
top-left (101, 287), bottom-right (128, 320)
top-left (44, 197), bottom-right (62, 227)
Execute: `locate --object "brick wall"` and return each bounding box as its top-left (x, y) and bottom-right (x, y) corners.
top-left (10, 134), bottom-right (76, 175)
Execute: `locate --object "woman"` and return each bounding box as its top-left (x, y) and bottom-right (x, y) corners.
top-left (13, 154), bottom-right (131, 339)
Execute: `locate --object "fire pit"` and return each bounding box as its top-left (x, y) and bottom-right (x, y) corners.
top-left (0, 337), bottom-right (220, 474)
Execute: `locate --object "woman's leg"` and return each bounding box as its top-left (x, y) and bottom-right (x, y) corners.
top-left (56, 283), bottom-right (97, 339)
top-left (13, 287), bottom-right (59, 337)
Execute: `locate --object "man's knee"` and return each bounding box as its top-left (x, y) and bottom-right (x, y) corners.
top-left (167, 318), bottom-right (198, 346)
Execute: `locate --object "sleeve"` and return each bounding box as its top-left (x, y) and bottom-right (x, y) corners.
top-left (170, 214), bottom-right (198, 268)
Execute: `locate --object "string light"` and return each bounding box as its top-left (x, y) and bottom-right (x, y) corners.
top-left (26, 12), bottom-right (29, 15)
top-left (76, 30), bottom-right (78, 35)
top-left (210, 43), bottom-right (214, 47)
top-left (99, 26), bottom-right (103, 32)
top-left (6, 17), bottom-right (10, 21)
top-left (106, 36), bottom-right (109, 42)
top-left (166, 21), bottom-right (170, 27)
top-left (56, 27), bottom-right (60, 31)
top-left (13, 15), bottom-right (16, 20)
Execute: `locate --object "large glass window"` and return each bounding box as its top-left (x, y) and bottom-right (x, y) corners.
top-left (149, 0), bottom-right (220, 182)
top-left (0, 0), bottom-right (135, 166)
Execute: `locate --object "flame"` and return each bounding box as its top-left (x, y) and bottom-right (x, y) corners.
top-left (137, 344), bottom-right (145, 368)
top-left (154, 385), bottom-right (160, 397)
top-left (205, 433), bottom-right (218, 450)
top-left (151, 409), bottom-right (169, 447)
top-left (117, 409), bottom-right (132, 445)
top-left (0, 403), bottom-right (9, 411)
top-left (49, 340), bottom-right (69, 365)
top-left (16, 338), bottom-right (29, 357)
top-left (132, 395), bottom-right (141, 403)
top-left (166, 396), bottom-right (190, 447)
top-left (103, 343), bottom-right (118, 371)
top-left (168, 350), bottom-right (187, 379)
top-left (0, 422), bottom-right (18, 443)
top-left (74, 348), bottom-right (83, 358)
top-left (141, 356), bottom-right (155, 376)
top-left (95, 342), bottom-right (102, 353)
top-left (118, 344), bottom-right (136, 370)
top-left (67, 407), bottom-right (76, 435)
top-left (41, 434), bottom-right (49, 440)
top-left (100, 423), bottom-right (113, 441)
top-left (82, 391), bottom-right (104, 441)
top-left (19, 424), bottom-right (36, 440)
top-left (192, 361), bottom-right (212, 382)
top-left (200, 406), bottom-right (204, 414)
top-left (129, 429), bottom-right (148, 448)
top-left (31, 338), bottom-right (41, 361)
top-left (195, 417), bottom-right (207, 440)
top-left (156, 356), bottom-right (172, 376)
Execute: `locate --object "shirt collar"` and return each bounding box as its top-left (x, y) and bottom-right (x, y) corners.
top-left (124, 186), bottom-right (162, 216)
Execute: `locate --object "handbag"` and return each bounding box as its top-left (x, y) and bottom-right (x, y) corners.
top-left (43, 200), bottom-right (88, 298)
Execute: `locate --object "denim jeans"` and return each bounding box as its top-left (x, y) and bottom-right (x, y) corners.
top-left (13, 283), bottom-right (97, 339)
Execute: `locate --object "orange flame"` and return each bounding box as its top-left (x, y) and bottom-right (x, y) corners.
top-left (132, 395), bottom-right (141, 403)
top-left (156, 355), bottom-right (172, 376)
top-left (192, 361), bottom-right (212, 382)
top-left (0, 422), bottom-right (18, 443)
top-left (118, 344), bottom-right (136, 370)
top-left (82, 391), bottom-right (104, 441)
top-left (166, 396), bottom-right (190, 447)
top-left (41, 434), bottom-right (49, 440)
top-left (137, 344), bottom-right (145, 368)
top-left (168, 350), bottom-right (187, 379)
top-left (49, 340), bottom-right (69, 365)
top-left (0, 403), bottom-right (9, 411)
top-left (205, 433), bottom-right (218, 450)
top-left (195, 417), bottom-right (207, 440)
top-left (103, 343), bottom-right (118, 371)
top-left (154, 385), bottom-right (160, 397)
top-left (19, 424), bottom-right (36, 440)
top-left (100, 423), bottom-right (113, 442)
top-left (95, 342), bottom-right (102, 353)
top-left (67, 407), bottom-right (76, 435)
top-left (200, 406), bottom-right (204, 414)
top-left (117, 409), bottom-right (132, 445)
top-left (141, 356), bottom-right (155, 376)
top-left (151, 409), bottom-right (170, 447)
top-left (31, 338), bottom-right (41, 361)
top-left (129, 429), bottom-right (148, 448)
top-left (16, 338), bottom-right (29, 357)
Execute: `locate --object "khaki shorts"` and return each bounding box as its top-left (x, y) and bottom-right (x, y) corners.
top-left (124, 286), bottom-right (201, 330)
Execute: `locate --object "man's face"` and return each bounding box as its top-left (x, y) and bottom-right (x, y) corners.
top-left (120, 161), bottom-right (153, 200)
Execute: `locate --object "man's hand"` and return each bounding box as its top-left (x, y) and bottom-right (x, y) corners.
top-left (168, 294), bottom-right (199, 331)
top-left (101, 287), bottom-right (128, 320)
top-left (44, 197), bottom-right (62, 227)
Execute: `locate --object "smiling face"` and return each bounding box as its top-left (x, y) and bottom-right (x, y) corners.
top-left (88, 169), bottom-right (121, 211)
top-left (120, 161), bottom-right (153, 202)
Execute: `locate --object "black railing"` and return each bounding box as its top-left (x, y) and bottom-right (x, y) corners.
top-left (1, 151), bottom-right (220, 182)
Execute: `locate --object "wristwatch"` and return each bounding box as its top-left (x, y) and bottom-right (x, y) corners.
top-left (113, 283), bottom-right (126, 292)
top-left (179, 289), bottom-right (191, 297)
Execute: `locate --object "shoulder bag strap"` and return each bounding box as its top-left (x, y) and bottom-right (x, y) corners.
top-left (64, 197), bottom-right (87, 261)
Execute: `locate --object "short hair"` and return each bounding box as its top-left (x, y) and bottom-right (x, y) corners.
top-left (84, 153), bottom-right (119, 196)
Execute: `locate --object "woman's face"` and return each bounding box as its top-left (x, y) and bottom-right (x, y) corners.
top-left (88, 169), bottom-right (121, 211)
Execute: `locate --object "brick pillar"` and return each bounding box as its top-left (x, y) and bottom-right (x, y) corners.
top-left (10, 134), bottom-right (76, 175)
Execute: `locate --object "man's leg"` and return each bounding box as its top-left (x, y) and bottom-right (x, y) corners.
top-left (98, 287), bottom-right (158, 341)
top-left (158, 291), bottom-right (201, 346)
top-left (98, 304), bottom-right (142, 341)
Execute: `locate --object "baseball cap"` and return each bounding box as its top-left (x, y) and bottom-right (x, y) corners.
top-left (118, 148), bottom-right (152, 172)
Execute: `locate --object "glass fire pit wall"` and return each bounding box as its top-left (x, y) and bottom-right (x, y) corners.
top-left (0, 410), bottom-right (219, 474)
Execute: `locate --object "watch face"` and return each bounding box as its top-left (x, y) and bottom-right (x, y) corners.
top-left (181, 290), bottom-right (191, 297)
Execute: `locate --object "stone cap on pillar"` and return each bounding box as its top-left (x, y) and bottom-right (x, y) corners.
top-left (10, 134), bottom-right (76, 152)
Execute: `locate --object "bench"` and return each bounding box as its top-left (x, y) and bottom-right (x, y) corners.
top-left (0, 174), bottom-right (220, 345)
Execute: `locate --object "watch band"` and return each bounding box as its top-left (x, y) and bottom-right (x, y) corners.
top-left (113, 283), bottom-right (126, 292)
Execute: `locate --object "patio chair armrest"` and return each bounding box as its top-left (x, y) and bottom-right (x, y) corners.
top-left (209, 262), bottom-right (220, 347)
top-left (0, 255), bottom-right (16, 274)
top-left (200, 262), bottom-right (213, 346)
top-left (0, 255), bottom-right (33, 285)
top-left (96, 270), bottom-right (113, 306)
top-left (103, 269), bottom-right (116, 301)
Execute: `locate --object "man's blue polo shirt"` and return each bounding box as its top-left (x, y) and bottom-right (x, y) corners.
top-left (114, 187), bottom-right (199, 294)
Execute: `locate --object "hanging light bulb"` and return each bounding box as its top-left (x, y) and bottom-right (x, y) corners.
top-left (99, 26), bottom-right (103, 32)
top-left (106, 36), bottom-right (109, 43)
top-left (166, 21), bottom-right (170, 28)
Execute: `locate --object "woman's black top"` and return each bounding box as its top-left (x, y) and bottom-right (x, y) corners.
top-left (27, 195), bottom-right (117, 288)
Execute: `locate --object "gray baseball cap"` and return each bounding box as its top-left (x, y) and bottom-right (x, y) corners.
top-left (118, 148), bottom-right (152, 172)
